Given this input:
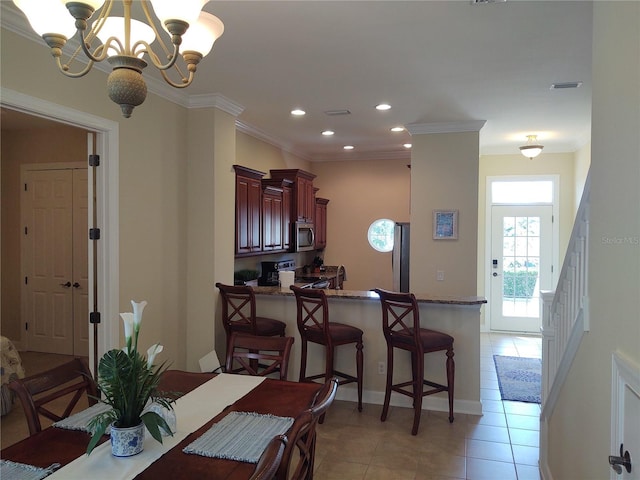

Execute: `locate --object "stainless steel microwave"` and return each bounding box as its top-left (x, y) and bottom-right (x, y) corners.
top-left (295, 222), bottom-right (315, 252)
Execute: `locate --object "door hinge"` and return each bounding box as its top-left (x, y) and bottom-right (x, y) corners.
top-left (89, 228), bottom-right (101, 240)
top-left (24, 276), bottom-right (28, 285)
top-left (24, 183), bottom-right (27, 192)
top-left (25, 322), bottom-right (28, 331)
top-left (90, 311), bottom-right (101, 324)
top-left (89, 154), bottom-right (100, 167)
top-left (24, 226), bottom-right (28, 235)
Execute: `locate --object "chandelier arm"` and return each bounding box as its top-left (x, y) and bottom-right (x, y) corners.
top-left (140, 0), bottom-right (174, 58)
top-left (78, 29), bottom-right (123, 62)
top-left (135, 41), bottom-right (181, 71)
top-left (54, 56), bottom-right (95, 78)
top-left (159, 69), bottom-right (195, 89)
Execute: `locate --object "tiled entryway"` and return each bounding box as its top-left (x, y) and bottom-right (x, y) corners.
top-left (313, 332), bottom-right (542, 479)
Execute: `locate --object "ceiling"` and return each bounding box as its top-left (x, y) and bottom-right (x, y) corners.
top-left (1, 1), bottom-right (593, 162)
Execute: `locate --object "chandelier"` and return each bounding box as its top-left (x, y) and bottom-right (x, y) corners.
top-left (13, 0), bottom-right (224, 118)
top-left (519, 134), bottom-right (544, 159)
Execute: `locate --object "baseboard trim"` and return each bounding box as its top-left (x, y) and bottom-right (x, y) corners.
top-left (335, 387), bottom-right (483, 416)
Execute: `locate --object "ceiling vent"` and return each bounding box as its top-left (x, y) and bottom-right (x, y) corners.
top-left (551, 82), bottom-right (583, 90)
top-left (324, 109), bottom-right (351, 116)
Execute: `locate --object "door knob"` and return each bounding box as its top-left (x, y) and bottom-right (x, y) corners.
top-left (609, 444), bottom-right (632, 474)
top-left (59, 281), bottom-right (71, 288)
top-left (73, 282), bottom-right (80, 288)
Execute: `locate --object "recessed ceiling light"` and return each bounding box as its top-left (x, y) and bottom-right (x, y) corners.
top-left (375, 103), bottom-right (391, 111)
top-left (322, 130), bottom-right (335, 136)
top-left (343, 145), bottom-right (354, 150)
top-left (403, 143), bottom-right (412, 149)
top-left (391, 126), bottom-right (404, 132)
top-left (291, 108), bottom-right (306, 116)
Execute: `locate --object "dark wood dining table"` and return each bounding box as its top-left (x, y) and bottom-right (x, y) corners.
top-left (1, 371), bottom-right (321, 480)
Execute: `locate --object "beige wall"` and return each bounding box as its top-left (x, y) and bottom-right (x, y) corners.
top-left (573, 141), bottom-right (591, 210)
top-left (548, 3), bottom-right (640, 478)
top-left (411, 131), bottom-right (480, 296)
top-left (311, 158), bottom-right (411, 291)
top-left (1, 125), bottom-right (87, 339)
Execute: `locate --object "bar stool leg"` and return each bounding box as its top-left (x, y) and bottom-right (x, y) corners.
top-left (356, 340), bottom-right (363, 412)
top-left (446, 348), bottom-right (455, 423)
top-left (412, 355), bottom-right (425, 436)
top-left (299, 339), bottom-right (309, 382)
top-left (381, 345), bottom-right (393, 422)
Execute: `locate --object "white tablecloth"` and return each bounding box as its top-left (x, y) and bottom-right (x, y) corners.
top-left (47, 374), bottom-right (265, 480)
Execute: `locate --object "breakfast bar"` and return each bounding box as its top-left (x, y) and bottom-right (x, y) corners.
top-left (249, 287), bottom-right (487, 416)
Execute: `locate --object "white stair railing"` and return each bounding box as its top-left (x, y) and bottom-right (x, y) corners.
top-left (540, 170), bottom-right (590, 415)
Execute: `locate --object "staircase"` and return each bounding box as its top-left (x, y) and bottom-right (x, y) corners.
top-left (540, 171), bottom-right (590, 413)
top-left (539, 170), bottom-right (590, 478)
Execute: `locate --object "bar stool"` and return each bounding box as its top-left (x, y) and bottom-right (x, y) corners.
top-left (290, 285), bottom-right (363, 412)
top-left (215, 283), bottom-right (287, 359)
top-left (374, 288), bottom-right (454, 435)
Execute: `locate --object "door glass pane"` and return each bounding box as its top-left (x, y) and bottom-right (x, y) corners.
top-left (501, 216), bottom-right (541, 318)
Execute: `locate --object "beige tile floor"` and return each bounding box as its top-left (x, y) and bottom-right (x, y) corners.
top-left (1, 333), bottom-right (542, 479)
top-left (313, 332), bottom-right (542, 480)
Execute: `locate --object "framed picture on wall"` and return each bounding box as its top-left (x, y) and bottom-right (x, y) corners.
top-left (433, 210), bottom-right (458, 240)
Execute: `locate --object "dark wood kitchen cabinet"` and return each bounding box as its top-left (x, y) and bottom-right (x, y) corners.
top-left (315, 197), bottom-right (329, 250)
top-left (234, 165), bottom-right (264, 255)
top-left (269, 169), bottom-right (316, 223)
top-left (261, 178), bottom-right (293, 252)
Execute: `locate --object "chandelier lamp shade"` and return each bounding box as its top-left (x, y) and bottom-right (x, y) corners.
top-left (519, 134), bottom-right (544, 159)
top-left (12, 0), bottom-right (224, 118)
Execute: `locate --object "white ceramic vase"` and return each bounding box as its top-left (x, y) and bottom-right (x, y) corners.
top-left (110, 422), bottom-right (145, 457)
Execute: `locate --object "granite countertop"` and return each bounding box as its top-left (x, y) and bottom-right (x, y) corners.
top-left (251, 286), bottom-right (487, 305)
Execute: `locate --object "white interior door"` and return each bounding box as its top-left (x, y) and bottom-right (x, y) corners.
top-left (22, 167), bottom-right (89, 356)
top-left (611, 352), bottom-right (640, 480)
top-left (490, 205), bottom-right (553, 332)
top-left (23, 169), bottom-right (74, 354)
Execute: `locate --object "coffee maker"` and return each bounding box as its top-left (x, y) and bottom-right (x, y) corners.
top-left (258, 260), bottom-right (295, 286)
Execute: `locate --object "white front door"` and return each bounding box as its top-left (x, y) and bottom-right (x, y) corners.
top-left (490, 205), bottom-right (553, 332)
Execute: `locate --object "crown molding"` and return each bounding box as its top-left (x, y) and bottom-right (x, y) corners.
top-left (310, 149), bottom-right (411, 162)
top-left (235, 120), bottom-right (312, 162)
top-left (406, 120), bottom-right (487, 135)
top-left (189, 94), bottom-right (245, 117)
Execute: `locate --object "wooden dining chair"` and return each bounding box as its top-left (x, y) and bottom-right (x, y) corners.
top-left (249, 434), bottom-right (288, 480)
top-left (374, 288), bottom-right (455, 435)
top-left (290, 285), bottom-right (363, 414)
top-left (215, 283), bottom-right (287, 359)
top-left (8, 357), bottom-right (98, 436)
top-left (276, 377), bottom-right (338, 480)
top-left (225, 333), bottom-right (295, 380)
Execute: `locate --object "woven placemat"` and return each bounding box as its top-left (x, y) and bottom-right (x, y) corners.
top-left (0, 460), bottom-right (60, 480)
top-left (183, 411), bottom-right (293, 463)
top-left (53, 402), bottom-right (112, 433)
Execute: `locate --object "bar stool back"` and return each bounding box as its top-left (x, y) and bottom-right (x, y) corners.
top-left (215, 283), bottom-right (287, 359)
top-left (290, 285), bottom-right (363, 413)
top-left (374, 288), bottom-right (455, 435)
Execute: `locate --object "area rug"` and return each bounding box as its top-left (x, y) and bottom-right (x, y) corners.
top-left (493, 355), bottom-right (542, 404)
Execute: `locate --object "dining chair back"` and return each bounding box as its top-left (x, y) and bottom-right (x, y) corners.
top-left (9, 357), bottom-right (98, 436)
top-left (225, 333), bottom-right (295, 380)
top-left (215, 283), bottom-right (287, 358)
top-left (290, 285), bottom-right (363, 413)
top-left (249, 434), bottom-right (288, 480)
top-left (277, 377), bottom-right (338, 480)
top-left (374, 288), bottom-right (455, 435)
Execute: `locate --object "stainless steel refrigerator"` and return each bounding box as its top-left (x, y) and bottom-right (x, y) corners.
top-left (392, 222), bottom-right (410, 292)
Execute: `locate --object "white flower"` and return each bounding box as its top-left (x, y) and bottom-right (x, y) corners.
top-left (120, 312), bottom-right (134, 343)
top-left (131, 300), bottom-right (147, 333)
top-left (147, 343), bottom-right (164, 368)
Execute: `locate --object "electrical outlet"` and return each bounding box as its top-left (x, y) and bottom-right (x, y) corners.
top-left (436, 270), bottom-right (445, 281)
top-left (378, 361), bottom-right (386, 375)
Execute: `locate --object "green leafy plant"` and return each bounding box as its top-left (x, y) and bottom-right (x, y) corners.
top-left (86, 300), bottom-right (175, 455)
